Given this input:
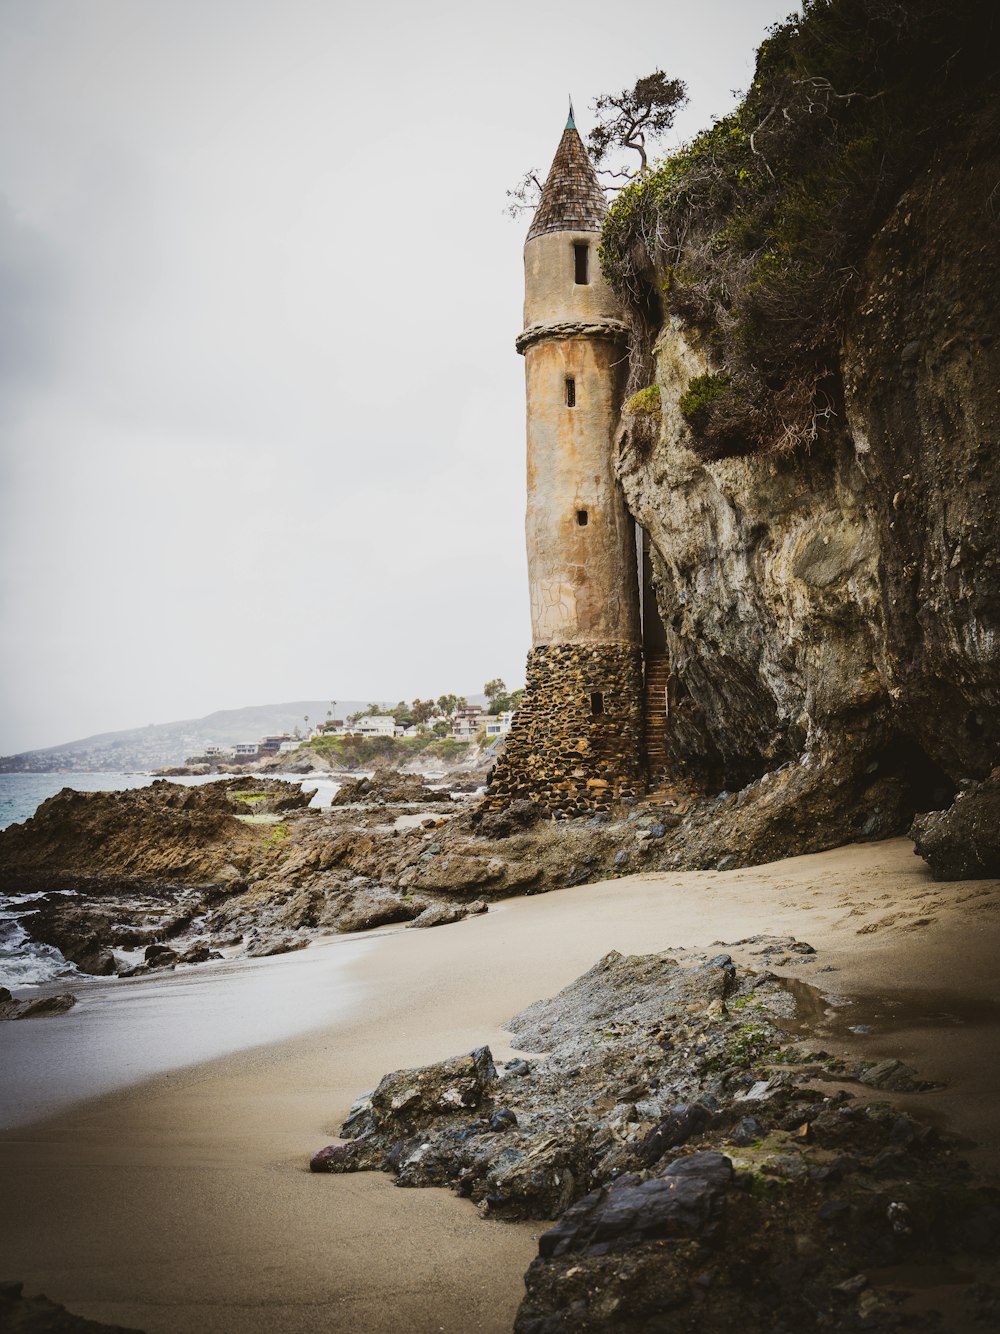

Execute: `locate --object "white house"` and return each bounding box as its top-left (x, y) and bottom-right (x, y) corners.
top-left (352, 715), bottom-right (396, 737)
top-left (233, 742), bottom-right (259, 756)
top-left (484, 711), bottom-right (514, 737)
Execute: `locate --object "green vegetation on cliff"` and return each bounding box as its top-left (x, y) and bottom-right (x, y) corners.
top-left (304, 733), bottom-right (473, 771)
top-left (601, 0), bottom-right (996, 458)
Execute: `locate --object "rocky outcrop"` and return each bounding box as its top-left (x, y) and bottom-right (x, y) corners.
top-left (0, 988), bottom-right (76, 1019)
top-left (408, 899), bottom-right (487, 929)
top-left (312, 944), bottom-right (1000, 1331)
top-left (909, 772), bottom-right (1000, 881)
top-left (614, 97), bottom-right (999, 869)
top-left (330, 769), bottom-right (442, 806)
top-left (0, 779), bottom-right (304, 893)
top-left (2, 778), bottom-right (612, 970)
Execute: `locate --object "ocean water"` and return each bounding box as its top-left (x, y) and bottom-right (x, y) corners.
top-left (0, 770), bottom-right (342, 990)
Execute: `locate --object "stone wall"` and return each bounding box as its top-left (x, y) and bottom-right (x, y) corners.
top-left (484, 643), bottom-right (645, 816)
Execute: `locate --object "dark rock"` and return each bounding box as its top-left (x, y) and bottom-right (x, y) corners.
top-left (537, 1152), bottom-right (733, 1258)
top-left (177, 945), bottom-right (217, 964)
top-left (331, 770), bottom-right (440, 806)
top-left (409, 900), bottom-right (488, 929)
top-left (729, 1115), bottom-right (765, 1146)
top-left (476, 799), bottom-right (544, 839)
top-left (143, 943), bottom-right (178, 968)
top-left (243, 935), bottom-right (309, 958)
top-left (313, 939), bottom-right (1000, 1333)
top-left (219, 776), bottom-right (313, 815)
top-left (340, 1046), bottom-right (496, 1143)
top-left (638, 1103), bottom-right (713, 1164)
top-left (910, 772), bottom-right (1000, 879)
top-left (68, 936), bottom-right (116, 977)
top-left (857, 1058), bottom-right (934, 1092)
top-left (330, 890), bottom-right (426, 934)
top-left (504, 1059), bottom-right (532, 1077)
top-left (819, 1199), bottom-right (852, 1223)
top-left (309, 1139), bottom-right (375, 1173)
top-left (0, 991), bottom-right (77, 1020)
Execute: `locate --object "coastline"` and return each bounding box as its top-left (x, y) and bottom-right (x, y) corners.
top-left (1, 836), bottom-right (998, 1332)
top-left (0, 931), bottom-right (378, 1130)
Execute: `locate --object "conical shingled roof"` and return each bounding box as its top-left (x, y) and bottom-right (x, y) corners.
top-left (527, 121), bottom-right (607, 241)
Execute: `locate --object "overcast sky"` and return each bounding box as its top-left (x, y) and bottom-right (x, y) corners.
top-left (0, 0), bottom-right (793, 754)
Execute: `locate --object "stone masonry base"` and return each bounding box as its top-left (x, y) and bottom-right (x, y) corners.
top-left (483, 643), bottom-right (646, 816)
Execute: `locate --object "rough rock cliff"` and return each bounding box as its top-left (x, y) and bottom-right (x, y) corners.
top-left (607, 2), bottom-right (999, 867)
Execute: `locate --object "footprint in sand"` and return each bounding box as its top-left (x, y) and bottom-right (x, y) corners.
top-left (956, 887), bottom-right (1000, 906)
top-left (856, 913), bottom-right (900, 933)
top-left (858, 911), bottom-right (939, 934)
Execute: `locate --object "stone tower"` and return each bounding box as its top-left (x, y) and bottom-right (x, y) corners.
top-left (485, 109), bottom-right (646, 816)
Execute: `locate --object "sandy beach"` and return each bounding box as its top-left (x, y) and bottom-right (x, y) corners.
top-left (1, 836), bottom-right (998, 1332)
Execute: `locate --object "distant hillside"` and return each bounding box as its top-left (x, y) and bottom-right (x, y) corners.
top-left (0, 701), bottom-right (382, 773)
top-left (0, 696), bottom-right (492, 773)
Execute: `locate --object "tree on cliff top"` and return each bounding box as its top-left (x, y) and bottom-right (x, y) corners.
top-left (506, 71), bottom-right (688, 216)
top-left (587, 70), bottom-right (688, 176)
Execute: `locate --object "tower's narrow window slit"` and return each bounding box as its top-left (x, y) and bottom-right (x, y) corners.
top-left (574, 243), bottom-right (590, 285)
top-left (565, 377), bottom-right (576, 407)
top-left (590, 691), bottom-right (604, 716)
top-left (577, 509), bottom-right (588, 527)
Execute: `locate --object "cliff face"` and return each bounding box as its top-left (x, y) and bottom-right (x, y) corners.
top-left (614, 90), bottom-right (999, 861)
top-left (842, 104), bottom-right (1000, 783)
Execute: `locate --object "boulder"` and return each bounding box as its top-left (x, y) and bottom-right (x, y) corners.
top-left (408, 900), bottom-right (488, 929)
top-left (67, 936), bottom-right (116, 977)
top-left (910, 773), bottom-right (1000, 879)
top-left (309, 1139), bottom-right (378, 1173)
top-left (331, 770), bottom-right (440, 806)
top-left (337, 1046), bottom-right (497, 1145)
top-left (143, 943), bottom-right (178, 969)
top-left (637, 1103), bottom-right (714, 1165)
top-left (330, 890), bottom-right (426, 934)
top-left (0, 989), bottom-right (77, 1020)
top-left (475, 799), bottom-right (544, 839)
top-left (177, 944), bottom-right (220, 964)
top-left (536, 1152), bottom-right (734, 1259)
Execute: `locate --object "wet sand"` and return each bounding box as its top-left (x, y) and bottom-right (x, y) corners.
top-left (1, 837), bottom-right (997, 1332)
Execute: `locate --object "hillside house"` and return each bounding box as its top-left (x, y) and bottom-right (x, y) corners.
top-left (352, 715), bottom-right (396, 737)
top-left (485, 711), bottom-right (514, 737)
top-left (259, 734), bottom-right (295, 754)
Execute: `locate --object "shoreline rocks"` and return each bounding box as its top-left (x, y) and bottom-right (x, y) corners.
top-left (3, 762), bottom-right (997, 991)
top-left (0, 987), bottom-right (76, 1020)
top-left (909, 771), bottom-right (1000, 880)
top-left (310, 943), bottom-right (1000, 1332)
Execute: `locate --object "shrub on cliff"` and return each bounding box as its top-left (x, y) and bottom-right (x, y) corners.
top-left (600, 0), bottom-right (997, 458)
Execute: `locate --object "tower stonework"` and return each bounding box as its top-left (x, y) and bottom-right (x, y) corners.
top-left (485, 114), bottom-right (645, 816)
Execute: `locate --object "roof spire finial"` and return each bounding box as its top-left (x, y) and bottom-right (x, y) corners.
top-left (566, 97), bottom-right (576, 131)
